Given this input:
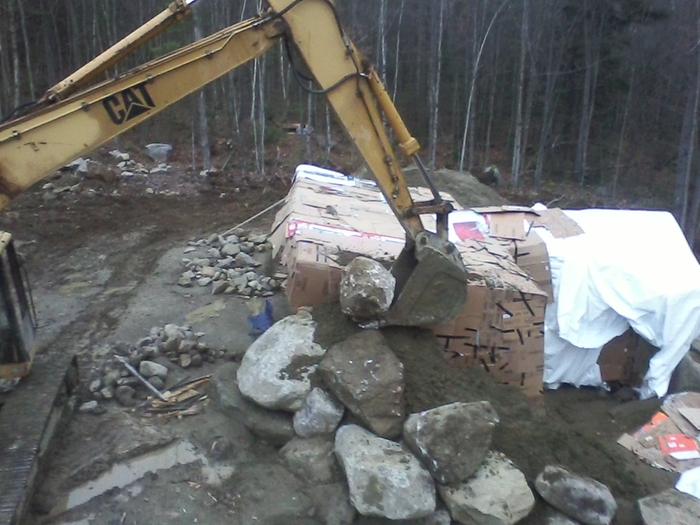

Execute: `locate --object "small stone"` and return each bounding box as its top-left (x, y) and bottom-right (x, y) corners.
top-left (180, 354), bottom-right (192, 368)
top-left (212, 281), bottom-right (228, 295)
top-left (439, 451), bottom-right (535, 525)
top-left (100, 386), bottom-right (114, 400)
top-left (164, 324), bottom-right (183, 341)
top-left (115, 385), bottom-right (137, 407)
top-left (234, 252), bottom-right (258, 267)
top-left (197, 277), bottom-right (212, 286)
top-left (79, 400), bottom-right (104, 414)
top-left (191, 353), bottom-right (203, 367)
top-left (88, 378), bottom-right (102, 392)
top-left (200, 266), bottom-right (217, 278)
top-left (221, 243), bottom-right (241, 257)
top-left (102, 370), bottom-right (121, 387)
top-left (544, 508), bottom-right (582, 524)
top-left (207, 248), bottom-right (221, 259)
top-left (178, 340), bottom-right (196, 354)
top-left (279, 436), bottom-right (341, 484)
top-left (148, 376), bottom-right (165, 390)
top-left (178, 275), bottom-right (193, 287)
top-left (293, 388), bottom-right (345, 437)
top-left (139, 360), bottom-right (168, 379)
top-left (535, 465), bottom-right (617, 525)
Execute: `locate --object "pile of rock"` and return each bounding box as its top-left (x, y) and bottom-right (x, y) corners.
top-left (178, 230), bottom-right (279, 297)
top-left (83, 324), bottom-right (226, 410)
top-left (211, 312), bottom-right (619, 524)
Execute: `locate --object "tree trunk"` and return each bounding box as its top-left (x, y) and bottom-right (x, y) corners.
top-left (612, 67), bottom-right (635, 199)
top-left (8, 0), bottom-right (21, 108)
top-left (575, 1), bottom-right (602, 185)
top-left (16, 0), bottom-right (34, 99)
top-left (391, 0), bottom-right (406, 101)
top-left (193, 8), bottom-right (212, 172)
top-left (428, 0), bottom-right (446, 169)
top-left (511, 0), bottom-right (528, 188)
top-left (459, 0), bottom-right (509, 172)
top-left (680, 0), bottom-right (700, 240)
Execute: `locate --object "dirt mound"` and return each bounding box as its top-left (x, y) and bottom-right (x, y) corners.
top-left (354, 165), bottom-right (507, 208)
top-left (312, 303), bottom-right (674, 524)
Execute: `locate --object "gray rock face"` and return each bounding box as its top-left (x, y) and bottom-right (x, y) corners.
top-left (638, 489), bottom-right (700, 525)
top-left (238, 312), bottom-right (326, 412)
top-left (339, 256), bottom-right (395, 320)
top-left (139, 360), bottom-right (168, 379)
top-left (279, 436), bottom-right (341, 484)
top-left (211, 363), bottom-right (294, 446)
top-left (293, 388), bottom-right (345, 437)
top-left (334, 425), bottom-right (435, 520)
top-left (439, 451), bottom-right (535, 525)
top-left (669, 351), bottom-right (700, 393)
top-left (535, 465), bottom-right (617, 525)
top-left (308, 483), bottom-right (356, 525)
top-left (403, 401), bottom-right (499, 484)
top-left (319, 331), bottom-right (405, 439)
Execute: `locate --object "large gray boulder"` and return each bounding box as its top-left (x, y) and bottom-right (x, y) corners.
top-left (403, 401), bottom-right (499, 484)
top-left (340, 257), bottom-right (395, 320)
top-left (334, 425), bottom-right (435, 520)
top-left (279, 436), bottom-right (341, 484)
top-left (238, 312), bottom-right (326, 412)
top-left (535, 465), bottom-right (617, 525)
top-left (638, 489), bottom-right (700, 525)
top-left (319, 331), bottom-right (405, 439)
top-left (210, 362), bottom-right (294, 446)
top-left (438, 451), bottom-right (534, 525)
top-left (293, 388), bottom-right (345, 437)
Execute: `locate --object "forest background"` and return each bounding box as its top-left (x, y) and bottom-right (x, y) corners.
top-left (2, 0), bottom-right (700, 246)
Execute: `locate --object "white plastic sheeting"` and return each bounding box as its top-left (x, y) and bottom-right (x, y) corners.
top-left (537, 208), bottom-right (700, 398)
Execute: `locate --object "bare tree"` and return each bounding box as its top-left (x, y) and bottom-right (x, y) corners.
top-left (428, 0), bottom-right (446, 169)
top-left (511, 0), bottom-right (529, 188)
top-left (193, 7), bottom-right (212, 172)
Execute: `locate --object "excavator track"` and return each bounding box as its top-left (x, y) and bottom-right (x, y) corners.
top-left (0, 352), bottom-right (78, 525)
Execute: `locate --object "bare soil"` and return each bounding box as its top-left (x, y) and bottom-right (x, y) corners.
top-left (1, 152), bottom-right (677, 525)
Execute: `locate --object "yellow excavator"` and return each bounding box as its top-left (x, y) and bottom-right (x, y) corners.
top-left (1, 0), bottom-right (468, 341)
top-left (0, 1), bottom-right (468, 519)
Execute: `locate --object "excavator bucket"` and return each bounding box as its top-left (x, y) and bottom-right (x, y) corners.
top-left (385, 232), bottom-right (468, 327)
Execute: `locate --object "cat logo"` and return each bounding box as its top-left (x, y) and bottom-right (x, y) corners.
top-left (102, 82), bottom-right (156, 125)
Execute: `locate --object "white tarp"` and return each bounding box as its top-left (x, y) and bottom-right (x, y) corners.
top-left (536, 208), bottom-right (700, 398)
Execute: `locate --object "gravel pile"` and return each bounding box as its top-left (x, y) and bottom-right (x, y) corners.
top-left (83, 324), bottom-right (227, 410)
top-left (178, 230), bottom-right (280, 297)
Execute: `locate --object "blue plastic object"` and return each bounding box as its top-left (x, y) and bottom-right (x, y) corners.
top-left (249, 299), bottom-right (274, 336)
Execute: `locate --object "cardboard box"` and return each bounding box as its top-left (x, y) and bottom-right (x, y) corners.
top-left (510, 229), bottom-right (553, 302)
top-left (597, 329), bottom-right (656, 385)
top-left (432, 240), bottom-right (548, 397)
top-left (286, 241), bottom-right (344, 308)
top-left (271, 168), bottom-right (548, 396)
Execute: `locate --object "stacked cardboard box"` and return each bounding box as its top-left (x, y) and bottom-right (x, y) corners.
top-left (271, 166), bottom-right (550, 396)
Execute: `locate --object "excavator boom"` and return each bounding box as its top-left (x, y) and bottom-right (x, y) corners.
top-left (0, 0), bottom-right (467, 326)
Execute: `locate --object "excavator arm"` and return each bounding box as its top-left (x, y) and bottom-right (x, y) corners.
top-left (0, 0), bottom-right (466, 326)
